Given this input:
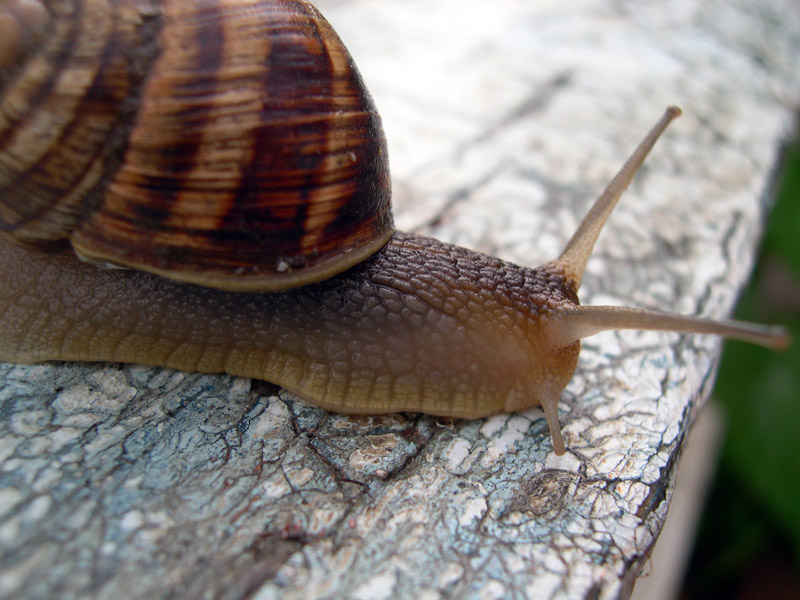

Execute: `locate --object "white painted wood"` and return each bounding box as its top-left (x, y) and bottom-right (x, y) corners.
top-left (1, 1), bottom-right (798, 598)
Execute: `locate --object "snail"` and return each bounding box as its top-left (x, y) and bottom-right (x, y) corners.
top-left (0, 0), bottom-right (789, 455)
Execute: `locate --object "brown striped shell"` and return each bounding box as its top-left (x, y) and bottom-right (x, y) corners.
top-left (0, 0), bottom-right (393, 291)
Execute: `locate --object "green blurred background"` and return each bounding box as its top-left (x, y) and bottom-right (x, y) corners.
top-left (681, 120), bottom-right (800, 599)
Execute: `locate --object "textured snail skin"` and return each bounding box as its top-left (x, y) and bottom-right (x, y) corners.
top-left (0, 232), bottom-right (580, 420)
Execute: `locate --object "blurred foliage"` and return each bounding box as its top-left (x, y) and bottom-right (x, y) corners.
top-left (683, 128), bottom-right (800, 598)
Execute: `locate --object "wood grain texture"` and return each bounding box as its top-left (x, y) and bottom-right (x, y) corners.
top-left (0, 0), bottom-right (798, 598)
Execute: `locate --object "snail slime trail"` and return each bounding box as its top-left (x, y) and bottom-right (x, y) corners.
top-left (0, 1), bottom-right (789, 456)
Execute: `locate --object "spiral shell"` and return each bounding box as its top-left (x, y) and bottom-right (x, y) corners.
top-left (0, 0), bottom-right (393, 291)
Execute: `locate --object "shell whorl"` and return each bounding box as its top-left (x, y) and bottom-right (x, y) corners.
top-left (0, 0), bottom-right (50, 73)
top-left (0, 0), bottom-right (393, 291)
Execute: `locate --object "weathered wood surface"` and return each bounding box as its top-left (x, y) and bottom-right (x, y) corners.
top-left (1, 1), bottom-right (798, 598)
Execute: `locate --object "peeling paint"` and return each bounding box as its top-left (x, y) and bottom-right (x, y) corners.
top-left (444, 437), bottom-right (472, 470)
top-left (353, 571), bottom-right (397, 600)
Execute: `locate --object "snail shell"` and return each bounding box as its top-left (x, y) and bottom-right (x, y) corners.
top-left (0, 0), bottom-right (392, 291)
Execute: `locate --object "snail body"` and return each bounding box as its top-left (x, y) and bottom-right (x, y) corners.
top-left (0, 0), bottom-right (788, 455)
top-left (0, 231), bottom-right (581, 422)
